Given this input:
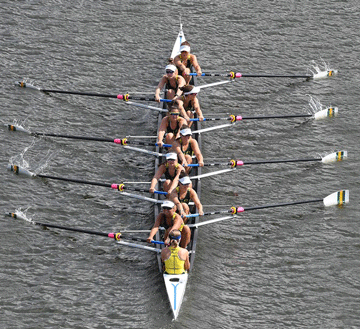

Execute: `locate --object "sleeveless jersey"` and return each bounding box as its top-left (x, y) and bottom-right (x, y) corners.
top-left (164, 246), bottom-right (186, 275)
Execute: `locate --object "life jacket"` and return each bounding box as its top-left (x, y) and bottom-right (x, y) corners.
top-left (164, 246), bottom-right (186, 275)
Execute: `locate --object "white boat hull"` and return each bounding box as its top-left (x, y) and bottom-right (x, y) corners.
top-left (163, 273), bottom-right (188, 320)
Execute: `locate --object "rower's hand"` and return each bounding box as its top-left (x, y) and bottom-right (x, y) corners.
top-left (182, 161), bottom-right (188, 167)
top-left (149, 187), bottom-right (155, 194)
top-left (155, 95), bottom-right (161, 103)
top-left (157, 141), bottom-right (163, 148)
top-left (164, 237), bottom-right (170, 245)
top-left (185, 116), bottom-right (191, 123)
top-left (198, 162), bottom-right (204, 167)
top-left (147, 237), bottom-right (153, 243)
top-left (197, 71), bottom-right (202, 76)
top-left (199, 210), bottom-right (204, 216)
top-left (199, 115), bottom-right (204, 122)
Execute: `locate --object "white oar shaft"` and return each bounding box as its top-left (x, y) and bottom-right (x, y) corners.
top-left (188, 215), bottom-right (235, 228)
top-left (192, 123), bottom-right (234, 134)
top-left (116, 240), bottom-right (161, 253)
top-left (120, 191), bottom-right (163, 204)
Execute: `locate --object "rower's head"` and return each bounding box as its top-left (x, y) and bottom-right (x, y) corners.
top-left (167, 101), bottom-right (181, 119)
top-left (161, 200), bottom-right (176, 214)
top-left (180, 125), bottom-right (192, 140)
top-left (180, 41), bottom-right (191, 56)
top-left (169, 229), bottom-right (182, 246)
top-left (180, 85), bottom-right (200, 98)
top-left (166, 152), bottom-right (178, 165)
top-left (179, 175), bottom-right (191, 188)
top-left (165, 64), bottom-right (176, 76)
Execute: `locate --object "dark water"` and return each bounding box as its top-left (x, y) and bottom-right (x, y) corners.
top-left (1, 1), bottom-right (359, 328)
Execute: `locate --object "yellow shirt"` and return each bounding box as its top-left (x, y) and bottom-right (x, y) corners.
top-left (164, 246), bottom-right (186, 275)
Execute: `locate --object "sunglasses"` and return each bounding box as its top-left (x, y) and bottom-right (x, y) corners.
top-left (170, 112), bottom-right (179, 116)
top-left (162, 207), bottom-right (172, 210)
top-left (166, 70), bottom-right (174, 74)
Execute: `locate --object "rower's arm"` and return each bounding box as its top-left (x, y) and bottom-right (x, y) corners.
top-left (177, 101), bottom-right (190, 123)
top-left (191, 55), bottom-right (202, 75)
top-left (147, 217), bottom-right (161, 242)
top-left (174, 55), bottom-right (186, 73)
top-left (193, 98), bottom-right (204, 120)
top-left (155, 77), bottom-right (166, 102)
top-left (169, 190), bottom-right (185, 215)
top-left (176, 76), bottom-right (186, 95)
top-left (192, 139), bottom-right (204, 166)
top-left (172, 141), bottom-right (187, 166)
top-left (184, 250), bottom-right (190, 271)
top-left (168, 164), bottom-right (185, 194)
top-left (157, 118), bottom-right (168, 144)
top-left (150, 165), bottom-right (165, 193)
top-left (190, 189), bottom-right (203, 215)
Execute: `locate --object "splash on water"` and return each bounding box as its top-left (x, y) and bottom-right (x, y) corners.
top-left (307, 95), bottom-right (327, 114)
top-left (8, 141), bottom-right (59, 176)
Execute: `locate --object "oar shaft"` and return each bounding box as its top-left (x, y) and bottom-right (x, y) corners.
top-left (15, 218), bottom-right (164, 244)
top-left (190, 113), bottom-right (313, 122)
top-left (34, 221), bottom-right (110, 237)
top-left (41, 88), bottom-right (119, 98)
top-left (240, 74), bottom-right (311, 78)
top-left (33, 132), bottom-right (115, 143)
top-left (243, 199), bottom-right (323, 211)
top-left (243, 158), bottom-right (322, 165)
top-left (30, 132), bottom-right (171, 148)
top-left (36, 174), bottom-right (111, 188)
top-left (188, 72), bottom-right (312, 78)
top-left (241, 114), bottom-right (312, 120)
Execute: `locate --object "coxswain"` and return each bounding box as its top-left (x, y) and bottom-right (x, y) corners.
top-left (155, 63), bottom-right (186, 102)
top-left (156, 103), bottom-right (187, 147)
top-left (149, 152), bottom-right (185, 194)
top-left (147, 201), bottom-right (191, 248)
top-left (161, 229), bottom-right (190, 274)
top-left (169, 175), bottom-right (204, 222)
top-left (172, 125), bottom-right (204, 173)
top-left (173, 41), bottom-right (202, 85)
top-left (176, 85), bottom-right (204, 124)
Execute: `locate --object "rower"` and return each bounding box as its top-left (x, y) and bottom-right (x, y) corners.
top-left (172, 125), bottom-right (204, 173)
top-left (169, 175), bottom-right (204, 222)
top-left (176, 85), bottom-right (204, 124)
top-left (155, 63), bottom-right (186, 102)
top-left (147, 201), bottom-right (191, 248)
top-left (173, 41), bottom-right (202, 85)
top-left (149, 152), bottom-right (185, 194)
top-left (156, 103), bottom-right (188, 148)
top-left (161, 229), bottom-right (190, 274)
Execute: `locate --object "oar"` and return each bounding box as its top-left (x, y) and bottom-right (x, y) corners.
top-left (7, 165), bottom-right (167, 203)
top-left (187, 190), bottom-right (349, 225)
top-left (187, 151), bottom-right (347, 180)
top-left (7, 125), bottom-right (172, 148)
top-left (15, 81), bottom-right (171, 102)
top-left (187, 151), bottom-right (347, 168)
top-left (190, 108), bottom-right (338, 123)
top-left (188, 68), bottom-right (337, 80)
top-left (7, 212), bottom-right (163, 251)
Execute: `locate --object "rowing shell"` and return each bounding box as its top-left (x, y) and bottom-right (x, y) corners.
top-left (156, 23), bottom-right (200, 320)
